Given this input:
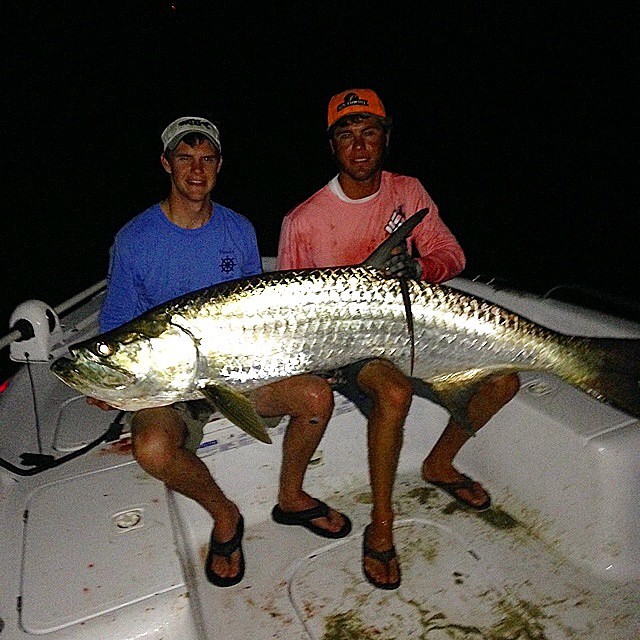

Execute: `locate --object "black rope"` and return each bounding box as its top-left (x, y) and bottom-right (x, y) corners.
top-left (1, 411), bottom-right (126, 477)
top-left (399, 278), bottom-right (415, 375)
top-left (25, 355), bottom-right (44, 455)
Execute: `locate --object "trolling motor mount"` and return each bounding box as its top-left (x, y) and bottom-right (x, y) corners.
top-left (9, 300), bottom-right (64, 363)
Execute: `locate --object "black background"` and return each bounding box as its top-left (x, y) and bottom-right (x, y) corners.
top-left (1, 2), bottom-right (638, 379)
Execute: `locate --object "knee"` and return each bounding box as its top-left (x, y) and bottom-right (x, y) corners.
top-left (488, 373), bottom-right (520, 406)
top-left (384, 376), bottom-right (413, 416)
top-left (498, 373), bottom-right (520, 401)
top-left (253, 375), bottom-right (334, 424)
top-left (131, 418), bottom-right (184, 478)
top-left (299, 376), bottom-right (335, 421)
top-left (361, 366), bottom-right (413, 418)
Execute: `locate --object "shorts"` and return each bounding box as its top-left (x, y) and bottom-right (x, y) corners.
top-left (124, 396), bottom-right (283, 453)
top-left (330, 358), bottom-right (443, 419)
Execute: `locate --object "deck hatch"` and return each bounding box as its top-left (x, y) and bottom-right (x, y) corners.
top-left (20, 464), bottom-right (184, 633)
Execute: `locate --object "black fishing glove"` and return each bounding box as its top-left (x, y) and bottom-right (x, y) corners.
top-left (386, 247), bottom-right (422, 279)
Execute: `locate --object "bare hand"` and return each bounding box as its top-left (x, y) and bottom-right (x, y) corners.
top-left (386, 245), bottom-right (422, 279)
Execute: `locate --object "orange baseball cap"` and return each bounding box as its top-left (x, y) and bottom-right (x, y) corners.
top-left (327, 88), bottom-right (386, 129)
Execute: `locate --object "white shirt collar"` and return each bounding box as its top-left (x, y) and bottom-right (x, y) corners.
top-left (329, 175), bottom-right (380, 203)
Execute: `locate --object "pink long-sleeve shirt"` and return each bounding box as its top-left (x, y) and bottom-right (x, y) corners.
top-left (276, 171), bottom-right (465, 283)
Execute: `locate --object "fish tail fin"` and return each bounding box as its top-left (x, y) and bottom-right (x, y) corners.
top-left (362, 208), bottom-right (429, 269)
top-left (580, 337), bottom-right (640, 419)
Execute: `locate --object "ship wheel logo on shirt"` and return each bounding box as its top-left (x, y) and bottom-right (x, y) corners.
top-left (385, 206), bottom-right (406, 234)
top-left (220, 256), bottom-right (237, 274)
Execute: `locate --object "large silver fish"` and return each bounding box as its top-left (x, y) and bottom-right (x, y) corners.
top-left (51, 212), bottom-right (640, 444)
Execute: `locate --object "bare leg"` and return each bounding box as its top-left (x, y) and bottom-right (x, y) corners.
top-left (131, 407), bottom-right (242, 583)
top-left (422, 373), bottom-right (520, 507)
top-left (253, 375), bottom-right (348, 534)
top-left (357, 359), bottom-right (412, 588)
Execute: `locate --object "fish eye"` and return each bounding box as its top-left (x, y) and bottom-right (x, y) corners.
top-left (94, 342), bottom-right (114, 357)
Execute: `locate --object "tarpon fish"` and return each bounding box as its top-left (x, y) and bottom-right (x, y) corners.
top-left (51, 211), bottom-right (640, 444)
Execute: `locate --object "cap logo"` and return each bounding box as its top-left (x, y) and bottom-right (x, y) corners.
top-left (161, 116), bottom-right (221, 153)
top-left (327, 89), bottom-right (385, 129)
top-left (337, 92), bottom-right (369, 114)
top-left (176, 118), bottom-right (216, 131)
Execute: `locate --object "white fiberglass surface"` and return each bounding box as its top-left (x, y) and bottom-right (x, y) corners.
top-left (167, 393), bottom-right (639, 640)
top-left (21, 463), bottom-right (185, 634)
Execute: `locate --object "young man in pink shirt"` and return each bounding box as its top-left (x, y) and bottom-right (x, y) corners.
top-left (277, 89), bottom-right (519, 590)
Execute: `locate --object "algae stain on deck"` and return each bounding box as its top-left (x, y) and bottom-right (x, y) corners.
top-left (477, 506), bottom-right (520, 530)
top-left (410, 593), bottom-right (552, 639)
top-left (403, 485), bottom-right (440, 507)
top-left (484, 597), bottom-right (550, 640)
top-left (422, 595), bottom-right (554, 639)
top-left (399, 484), bottom-right (540, 539)
top-left (354, 491), bottom-right (373, 505)
top-left (402, 530), bottom-right (439, 563)
top-left (322, 610), bottom-right (396, 640)
top-left (439, 502), bottom-right (519, 528)
top-left (322, 593), bottom-right (555, 639)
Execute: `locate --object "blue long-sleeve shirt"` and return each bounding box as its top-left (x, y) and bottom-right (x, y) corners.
top-left (99, 202), bottom-right (262, 332)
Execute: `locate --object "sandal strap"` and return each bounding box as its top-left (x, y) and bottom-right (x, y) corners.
top-left (427, 473), bottom-right (476, 490)
top-left (364, 544), bottom-right (397, 564)
top-left (363, 523), bottom-right (397, 563)
top-left (444, 473), bottom-right (475, 490)
top-left (209, 517), bottom-right (244, 558)
top-left (285, 500), bottom-right (329, 522)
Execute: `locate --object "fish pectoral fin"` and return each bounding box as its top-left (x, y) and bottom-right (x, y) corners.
top-left (417, 370), bottom-right (509, 437)
top-left (200, 384), bottom-right (272, 444)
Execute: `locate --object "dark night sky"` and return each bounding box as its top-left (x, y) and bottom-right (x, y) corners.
top-left (1, 2), bottom-right (638, 351)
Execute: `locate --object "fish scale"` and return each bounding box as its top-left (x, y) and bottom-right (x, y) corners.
top-left (52, 261), bottom-right (640, 438)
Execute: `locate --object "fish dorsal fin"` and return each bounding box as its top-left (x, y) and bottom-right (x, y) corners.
top-left (200, 384), bottom-right (273, 444)
top-left (362, 207), bottom-right (429, 269)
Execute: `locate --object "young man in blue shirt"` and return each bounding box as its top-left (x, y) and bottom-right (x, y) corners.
top-left (90, 116), bottom-right (350, 588)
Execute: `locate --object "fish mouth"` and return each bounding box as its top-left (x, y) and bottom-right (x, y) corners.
top-left (50, 356), bottom-right (76, 376)
top-left (51, 355), bottom-right (134, 390)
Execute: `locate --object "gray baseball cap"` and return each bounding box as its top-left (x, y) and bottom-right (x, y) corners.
top-left (161, 116), bottom-right (221, 153)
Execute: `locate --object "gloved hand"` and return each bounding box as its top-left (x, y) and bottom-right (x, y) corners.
top-left (386, 246), bottom-right (422, 279)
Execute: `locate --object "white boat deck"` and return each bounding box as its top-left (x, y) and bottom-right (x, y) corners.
top-left (1, 277), bottom-right (639, 639)
top-left (175, 400), bottom-right (638, 639)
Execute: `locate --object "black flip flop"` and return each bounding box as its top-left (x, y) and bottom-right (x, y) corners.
top-left (271, 500), bottom-right (352, 539)
top-left (426, 474), bottom-right (492, 511)
top-left (362, 524), bottom-right (401, 590)
top-left (205, 515), bottom-right (245, 587)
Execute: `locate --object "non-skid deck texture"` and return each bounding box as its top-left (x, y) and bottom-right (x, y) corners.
top-left (188, 476), bottom-right (639, 640)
